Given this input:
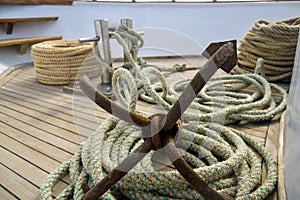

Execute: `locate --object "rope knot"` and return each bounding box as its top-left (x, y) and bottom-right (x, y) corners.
top-left (173, 63), bottom-right (187, 72)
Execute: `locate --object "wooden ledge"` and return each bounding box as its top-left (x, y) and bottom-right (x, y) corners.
top-left (0, 16), bottom-right (58, 34)
top-left (0, 0), bottom-right (73, 5)
top-left (0, 36), bottom-right (62, 54)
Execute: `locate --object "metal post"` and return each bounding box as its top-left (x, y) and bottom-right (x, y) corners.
top-left (94, 19), bottom-right (113, 95)
top-left (120, 18), bottom-right (133, 62)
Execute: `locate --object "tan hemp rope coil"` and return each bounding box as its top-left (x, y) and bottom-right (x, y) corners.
top-left (234, 17), bottom-right (300, 82)
top-left (31, 40), bottom-right (100, 85)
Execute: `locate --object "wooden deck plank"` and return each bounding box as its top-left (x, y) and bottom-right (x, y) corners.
top-left (0, 89), bottom-right (99, 131)
top-left (11, 68), bottom-right (80, 94)
top-left (277, 112), bottom-right (286, 200)
top-left (0, 112), bottom-right (79, 154)
top-left (0, 68), bottom-right (22, 87)
top-left (7, 80), bottom-right (101, 113)
top-left (0, 133), bottom-right (70, 184)
top-left (0, 67), bottom-right (15, 80)
top-left (2, 82), bottom-right (110, 120)
top-left (0, 104), bottom-right (84, 144)
top-left (3, 78), bottom-right (111, 120)
top-left (0, 94), bottom-right (94, 137)
top-left (12, 69), bottom-right (176, 118)
top-left (265, 120), bottom-right (280, 165)
top-left (0, 164), bottom-right (39, 200)
top-left (264, 119), bottom-right (280, 200)
top-left (0, 147), bottom-right (67, 197)
top-left (0, 186), bottom-right (18, 200)
top-left (0, 122), bottom-right (72, 163)
top-left (0, 90), bottom-right (100, 133)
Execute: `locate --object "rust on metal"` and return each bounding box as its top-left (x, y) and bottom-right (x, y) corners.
top-left (80, 40), bottom-right (237, 200)
top-left (163, 41), bottom-right (236, 131)
top-left (202, 39), bottom-right (237, 73)
top-left (82, 138), bottom-right (154, 200)
top-left (79, 76), bottom-right (151, 127)
top-left (163, 134), bottom-right (234, 200)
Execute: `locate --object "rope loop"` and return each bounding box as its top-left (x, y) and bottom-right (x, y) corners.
top-left (39, 25), bottom-right (284, 200)
top-left (112, 67), bottom-right (138, 111)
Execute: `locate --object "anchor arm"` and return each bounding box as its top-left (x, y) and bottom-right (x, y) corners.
top-left (163, 134), bottom-right (234, 200)
top-left (79, 40), bottom-right (237, 200)
top-left (79, 76), bottom-right (151, 127)
top-left (82, 138), bottom-right (154, 200)
top-left (163, 41), bottom-right (236, 131)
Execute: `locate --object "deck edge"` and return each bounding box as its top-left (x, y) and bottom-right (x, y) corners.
top-left (278, 111), bottom-right (286, 200)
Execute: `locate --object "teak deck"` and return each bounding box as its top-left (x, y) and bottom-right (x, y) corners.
top-left (0, 57), bottom-right (288, 199)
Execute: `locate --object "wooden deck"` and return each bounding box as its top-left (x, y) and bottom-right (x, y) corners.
top-left (0, 57), bottom-right (288, 199)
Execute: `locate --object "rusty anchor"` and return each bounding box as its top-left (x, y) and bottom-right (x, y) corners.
top-left (79, 40), bottom-right (237, 200)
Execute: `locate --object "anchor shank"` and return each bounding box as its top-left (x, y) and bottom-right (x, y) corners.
top-left (163, 135), bottom-right (233, 200)
top-left (163, 42), bottom-right (235, 131)
top-left (82, 138), bottom-right (154, 200)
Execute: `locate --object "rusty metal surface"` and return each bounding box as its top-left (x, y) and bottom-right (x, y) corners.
top-left (82, 138), bottom-right (154, 200)
top-left (79, 40), bottom-right (237, 200)
top-left (79, 76), bottom-right (151, 127)
top-left (163, 42), bottom-right (236, 131)
top-left (163, 134), bottom-right (233, 200)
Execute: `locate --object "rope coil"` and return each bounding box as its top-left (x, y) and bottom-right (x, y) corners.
top-left (234, 17), bottom-right (300, 82)
top-left (31, 40), bottom-right (101, 85)
top-left (39, 26), bottom-right (286, 200)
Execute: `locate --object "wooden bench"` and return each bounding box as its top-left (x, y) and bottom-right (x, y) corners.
top-left (0, 36), bottom-right (62, 54)
top-left (0, 16), bottom-right (58, 34)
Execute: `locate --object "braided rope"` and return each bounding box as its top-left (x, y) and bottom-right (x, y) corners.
top-left (39, 26), bottom-right (284, 200)
top-left (163, 60), bottom-right (287, 125)
top-left (234, 17), bottom-right (300, 82)
top-left (31, 40), bottom-right (100, 85)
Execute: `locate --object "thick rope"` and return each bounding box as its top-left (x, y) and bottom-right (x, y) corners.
top-left (39, 26), bottom-right (284, 200)
top-left (234, 17), bottom-right (300, 82)
top-left (158, 59), bottom-right (287, 125)
top-left (31, 40), bottom-right (100, 85)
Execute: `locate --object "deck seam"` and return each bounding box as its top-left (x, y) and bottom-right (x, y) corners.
top-left (0, 141), bottom-right (69, 185)
top-left (0, 131), bottom-right (70, 167)
top-left (0, 104), bottom-right (84, 144)
top-left (0, 184), bottom-right (20, 200)
top-left (0, 89), bottom-right (99, 131)
top-left (0, 95), bottom-right (93, 137)
top-left (0, 162), bottom-right (40, 190)
top-left (0, 118), bottom-right (76, 156)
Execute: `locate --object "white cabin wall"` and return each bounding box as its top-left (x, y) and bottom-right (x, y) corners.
top-left (0, 1), bottom-right (299, 70)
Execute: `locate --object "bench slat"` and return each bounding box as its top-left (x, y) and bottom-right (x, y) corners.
top-left (0, 36), bottom-right (62, 47)
top-left (0, 16), bottom-right (58, 34)
top-left (0, 16), bottom-right (58, 23)
top-left (0, 36), bottom-right (62, 54)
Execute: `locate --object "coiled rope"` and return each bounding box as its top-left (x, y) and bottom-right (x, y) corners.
top-left (161, 58), bottom-right (288, 125)
top-left (31, 40), bottom-right (100, 85)
top-left (39, 26), bottom-right (286, 200)
top-left (234, 17), bottom-right (300, 82)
